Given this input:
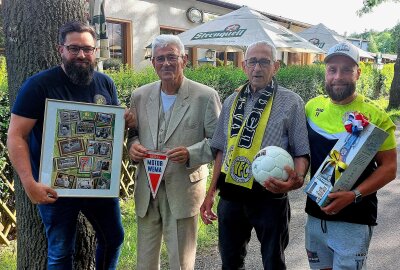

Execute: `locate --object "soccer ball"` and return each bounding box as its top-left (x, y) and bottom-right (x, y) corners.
top-left (251, 146), bottom-right (294, 183)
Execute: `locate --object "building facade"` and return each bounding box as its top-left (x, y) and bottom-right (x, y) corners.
top-left (105, 0), bottom-right (314, 69)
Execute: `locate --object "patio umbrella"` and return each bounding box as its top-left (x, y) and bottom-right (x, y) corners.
top-left (298, 23), bottom-right (374, 59)
top-left (177, 6), bottom-right (324, 54)
top-left (86, 0), bottom-right (110, 62)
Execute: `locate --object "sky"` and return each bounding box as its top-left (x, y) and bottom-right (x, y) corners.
top-left (225, 0), bottom-right (399, 35)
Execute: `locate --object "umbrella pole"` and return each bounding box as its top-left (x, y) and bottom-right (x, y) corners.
top-left (237, 51), bottom-right (244, 67)
top-left (224, 51), bottom-right (227, 66)
top-left (193, 47), bottom-right (198, 68)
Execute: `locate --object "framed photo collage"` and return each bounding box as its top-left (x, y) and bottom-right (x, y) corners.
top-left (40, 99), bottom-right (125, 197)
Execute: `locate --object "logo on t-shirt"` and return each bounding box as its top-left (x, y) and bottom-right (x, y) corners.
top-left (94, 94), bottom-right (107, 105)
top-left (315, 108), bottom-right (324, 117)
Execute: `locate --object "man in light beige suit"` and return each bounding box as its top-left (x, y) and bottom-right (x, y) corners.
top-left (127, 34), bottom-right (221, 270)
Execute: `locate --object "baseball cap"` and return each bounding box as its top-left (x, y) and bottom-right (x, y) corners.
top-left (324, 42), bottom-right (360, 65)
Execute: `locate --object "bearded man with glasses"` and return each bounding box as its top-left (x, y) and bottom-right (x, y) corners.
top-left (128, 34), bottom-right (221, 270)
top-left (7, 21), bottom-right (134, 269)
top-left (201, 41), bottom-right (310, 269)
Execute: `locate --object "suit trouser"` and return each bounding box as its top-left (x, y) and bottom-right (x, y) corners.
top-left (137, 181), bottom-right (198, 270)
top-left (217, 196), bottom-right (290, 270)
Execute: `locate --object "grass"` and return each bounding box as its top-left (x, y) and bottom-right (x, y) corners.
top-left (118, 198), bottom-right (137, 269)
top-left (108, 196), bottom-right (219, 270)
top-left (118, 174), bottom-right (219, 269)
top-left (0, 194), bottom-right (219, 270)
top-left (0, 240), bottom-right (17, 270)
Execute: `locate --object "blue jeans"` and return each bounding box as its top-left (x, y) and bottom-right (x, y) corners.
top-left (217, 196), bottom-right (290, 270)
top-left (38, 197), bottom-right (124, 270)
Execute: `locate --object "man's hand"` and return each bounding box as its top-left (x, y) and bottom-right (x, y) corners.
top-left (124, 108), bottom-right (136, 129)
top-left (167, 147), bottom-right (189, 164)
top-left (24, 181), bottom-right (58, 204)
top-left (263, 166), bottom-right (304, 193)
top-left (200, 193), bottom-right (218, 225)
top-left (129, 143), bottom-right (148, 162)
top-left (321, 191), bottom-right (355, 215)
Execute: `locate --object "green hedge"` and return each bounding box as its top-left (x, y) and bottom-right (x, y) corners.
top-left (275, 64), bottom-right (325, 102)
top-left (183, 65), bottom-right (247, 101)
top-left (0, 57), bottom-right (395, 118)
top-left (381, 63), bottom-right (394, 96)
top-left (105, 65), bottom-right (159, 106)
top-left (106, 63), bottom-right (389, 106)
top-left (106, 64), bottom-right (327, 104)
top-left (0, 56), bottom-right (395, 129)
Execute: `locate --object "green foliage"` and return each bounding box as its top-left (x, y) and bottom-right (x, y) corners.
top-left (0, 56), bottom-right (7, 91)
top-left (350, 23), bottom-right (400, 54)
top-left (381, 63), bottom-right (395, 95)
top-left (367, 34), bottom-right (379, 53)
top-left (103, 58), bottom-right (124, 71)
top-left (276, 64), bottom-right (326, 103)
top-left (184, 65), bottom-right (247, 101)
top-left (116, 191), bottom-right (219, 269)
top-left (105, 66), bottom-right (159, 106)
top-left (0, 56), bottom-right (11, 176)
top-left (357, 62), bottom-right (380, 98)
top-left (388, 109), bottom-right (400, 122)
top-left (0, 241), bottom-right (17, 270)
top-left (118, 198), bottom-right (137, 269)
top-left (358, 0), bottom-right (400, 16)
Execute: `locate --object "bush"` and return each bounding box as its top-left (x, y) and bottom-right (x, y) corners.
top-left (358, 62), bottom-right (381, 98)
top-left (0, 55), bottom-right (10, 157)
top-left (102, 58), bottom-right (123, 71)
top-left (276, 64), bottom-right (325, 103)
top-left (381, 63), bottom-right (394, 96)
top-left (185, 65), bottom-right (247, 101)
top-left (105, 66), bottom-right (159, 106)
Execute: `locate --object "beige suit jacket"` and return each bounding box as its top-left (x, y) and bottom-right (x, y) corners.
top-left (128, 77), bottom-right (221, 219)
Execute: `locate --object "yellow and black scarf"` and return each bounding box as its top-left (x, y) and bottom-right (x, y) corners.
top-left (222, 81), bottom-right (275, 189)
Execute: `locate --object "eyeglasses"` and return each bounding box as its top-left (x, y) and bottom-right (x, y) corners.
top-left (245, 58), bottom-right (273, 68)
top-left (153, 54), bottom-right (182, 64)
top-left (62, 45), bottom-right (96, 55)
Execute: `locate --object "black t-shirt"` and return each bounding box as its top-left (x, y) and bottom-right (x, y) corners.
top-left (12, 66), bottom-right (119, 180)
top-left (306, 123), bottom-right (378, 225)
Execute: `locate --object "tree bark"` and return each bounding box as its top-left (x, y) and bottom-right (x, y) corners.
top-left (388, 41), bottom-right (400, 110)
top-left (74, 213), bottom-right (96, 270)
top-left (2, 1), bottom-right (96, 269)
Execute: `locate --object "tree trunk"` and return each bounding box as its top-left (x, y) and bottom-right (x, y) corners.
top-left (2, 1), bottom-right (96, 269)
top-left (74, 213), bottom-right (96, 270)
top-left (388, 41), bottom-right (400, 110)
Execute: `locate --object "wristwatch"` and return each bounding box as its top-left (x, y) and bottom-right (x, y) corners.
top-left (352, 189), bottom-right (362, 204)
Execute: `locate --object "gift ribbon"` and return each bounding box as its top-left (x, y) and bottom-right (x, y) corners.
top-left (321, 150), bottom-right (348, 182)
top-left (345, 112), bottom-right (369, 134)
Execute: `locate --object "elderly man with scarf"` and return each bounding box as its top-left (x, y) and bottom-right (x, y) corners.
top-left (200, 41), bottom-right (310, 270)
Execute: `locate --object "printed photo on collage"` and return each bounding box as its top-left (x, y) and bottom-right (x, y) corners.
top-left (51, 109), bottom-right (115, 190)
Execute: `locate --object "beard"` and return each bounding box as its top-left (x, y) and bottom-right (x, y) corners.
top-left (62, 56), bottom-right (95, 85)
top-left (325, 81), bottom-right (356, 102)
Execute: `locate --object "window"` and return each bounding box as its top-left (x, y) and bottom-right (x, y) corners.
top-left (158, 26), bottom-right (194, 66)
top-left (160, 26), bottom-right (184, 35)
top-left (105, 19), bottom-right (132, 68)
top-left (107, 22), bottom-right (124, 60)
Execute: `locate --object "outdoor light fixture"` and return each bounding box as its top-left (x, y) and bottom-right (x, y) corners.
top-left (144, 43), bottom-right (152, 59)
